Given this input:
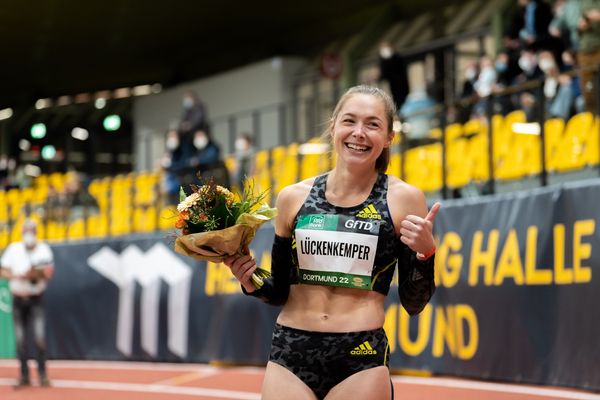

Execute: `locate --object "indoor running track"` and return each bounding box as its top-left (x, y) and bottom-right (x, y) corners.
top-left (0, 360), bottom-right (599, 400)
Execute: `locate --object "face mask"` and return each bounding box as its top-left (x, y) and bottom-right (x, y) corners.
top-left (23, 233), bottom-right (36, 247)
top-left (183, 98), bottom-right (193, 109)
top-left (495, 61), bottom-right (508, 72)
top-left (518, 57), bottom-right (534, 73)
top-left (480, 67), bottom-right (496, 82)
top-left (235, 138), bottom-right (248, 152)
top-left (379, 47), bottom-right (393, 59)
top-left (166, 137), bottom-right (179, 150)
top-left (465, 68), bottom-right (477, 81)
top-left (539, 58), bottom-right (556, 73)
top-left (544, 78), bottom-right (558, 98)
top-left (194, 136), bottom-right (208, 150)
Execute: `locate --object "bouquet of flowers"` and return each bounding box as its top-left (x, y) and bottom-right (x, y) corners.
top-left (173, 178), bottom-right (277, 289)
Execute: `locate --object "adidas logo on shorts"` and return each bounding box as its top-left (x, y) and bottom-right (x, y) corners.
top-left (350, 340), bottom-right (378, 355)
top-left (355, 204), bottom-right (382, 220)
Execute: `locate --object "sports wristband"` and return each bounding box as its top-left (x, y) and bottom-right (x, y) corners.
top-left (417, 246), bottom-right (436, 261)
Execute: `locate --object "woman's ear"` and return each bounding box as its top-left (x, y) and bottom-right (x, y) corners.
top-left (385, 132), bottom-right (395, 148)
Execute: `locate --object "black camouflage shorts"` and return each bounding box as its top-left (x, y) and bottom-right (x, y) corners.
top-left (269, 323), bottom-right (390, 399)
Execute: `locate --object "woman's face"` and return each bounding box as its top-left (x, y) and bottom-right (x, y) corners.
top-left (331, 93), bottom-right (392, 169)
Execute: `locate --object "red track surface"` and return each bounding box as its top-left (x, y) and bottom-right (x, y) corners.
top-left (0, 360), bottom-right (598, 400)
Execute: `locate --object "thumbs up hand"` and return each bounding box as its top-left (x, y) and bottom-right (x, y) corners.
top-left (399, 202), bottom-right (441, 260)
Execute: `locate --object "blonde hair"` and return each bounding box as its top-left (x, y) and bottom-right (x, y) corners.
top-left (323, 85), bottom-right (396, 173)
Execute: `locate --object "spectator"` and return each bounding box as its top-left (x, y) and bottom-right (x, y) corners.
top-left (0, 219), bottom-right (54, 388)
top-left (513, 48), bottom-right (545, 120)
top-left (518, 0), bottom-right (555, 49)
top-left (538, 50), bottom-right (578, 119)
top-left (61, 172), bottom-right (99, 223)
top-left (162, 129), bottom-right (197, 196)
top-left (232, 132), bottom-right (256, 191)
top-left (472, 55), bottom-right (498, 117)
top-left (577, 0), bottom-right (600, 113)
top-left (549, 0), bottom-right (583, 52)
top-left (188, 129), bottom-right (230, 188)
top-left (160, 129), bottom-right (187, 205)
top-left (399, 86), bottom-right (437, 142)
top-left (456, 60), bottom-right (479, 122)
top-left (377, 41), bottom-right (410, 109)
top-left (561, 49), bottom-right (586, 112)
top-left (494, 51), bottom-right (519, 114)
top-left (179, 90), bottom-right (209, 136)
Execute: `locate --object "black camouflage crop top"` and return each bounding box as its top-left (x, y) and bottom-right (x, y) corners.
top-left (291, 173), bottom-right (399, 295)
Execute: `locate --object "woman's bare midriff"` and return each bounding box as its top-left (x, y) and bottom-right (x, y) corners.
top-left (276, 284), bottom-right (386, 332)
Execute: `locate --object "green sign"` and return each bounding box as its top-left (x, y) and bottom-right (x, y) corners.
top-left (0, 279), bottom-right (15, 358)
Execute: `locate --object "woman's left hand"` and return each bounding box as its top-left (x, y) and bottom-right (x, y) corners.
top-left (399, 202), bottom-right (441, 260)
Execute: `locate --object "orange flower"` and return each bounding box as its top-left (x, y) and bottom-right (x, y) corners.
top-left (175, 218), bottom-right (185, 229)
top-left (180, 211), bottom-right (190, 220)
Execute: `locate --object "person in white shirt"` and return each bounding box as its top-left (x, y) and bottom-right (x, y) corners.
top-left (0, 219), bottom-right (54, 388)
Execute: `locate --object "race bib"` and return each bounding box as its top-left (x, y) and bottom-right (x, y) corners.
top-left (295, 214), bottom-right (380, 289)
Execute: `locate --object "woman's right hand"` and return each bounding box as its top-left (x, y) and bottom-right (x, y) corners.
top-left (223, 254), bottom-right (258, 293)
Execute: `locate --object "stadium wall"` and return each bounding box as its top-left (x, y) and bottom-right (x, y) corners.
top-left (1, 179), bottom-right (598, 391)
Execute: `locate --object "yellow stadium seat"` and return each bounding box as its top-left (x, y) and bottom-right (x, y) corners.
top-left (555, 112), bottom-right (595, 172)
top-left (0, 226), bottom-right (9, 249)
top-left (159, 206), bottom-right (177, 231)
top-left (386, 152), bottom-right (402, 179)
top-left (544, 118), bottom-right (565, 172)
top-left (0, 191), bottom-right (7, 224)
top-left (586, 116), bottom-right (599, 166)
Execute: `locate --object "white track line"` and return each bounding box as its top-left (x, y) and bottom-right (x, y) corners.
top-left (392, 376), bottom-right (600, 400)
top-left (0, 378), bottom-right (261, 400)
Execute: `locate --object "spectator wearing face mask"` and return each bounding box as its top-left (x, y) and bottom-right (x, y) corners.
top-left (179, 90), bottom-right (209, 136)
top-left (187, 130), bottom-right (230, 188)
top-left (472, 56), bottom-right (499, 117)
top-left (493, 51), bottom-right (519, 114)
top-left (513, 48), bottom-right (545, 119)
top-left (538, 50), bottom-right (578, 119)
top-left (161, 129), bottom-right (196, 204)
top-left (0, 219), bottom-right (54, 388)
top-left (456, 60), bottom-right (480, 122)
top-left (377, 41), bottom-right (410, 109)
top-left (232, 132), bottom-right (256, 192)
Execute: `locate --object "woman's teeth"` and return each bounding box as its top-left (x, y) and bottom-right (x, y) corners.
top-left (346, 143), bottom-right (369, 151)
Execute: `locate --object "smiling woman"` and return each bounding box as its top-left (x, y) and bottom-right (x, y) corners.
top-left (223, 85), bottom-right (440, 400)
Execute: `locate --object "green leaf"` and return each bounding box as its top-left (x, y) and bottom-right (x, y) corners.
top-left (179, 186), bottom-right (186, 202)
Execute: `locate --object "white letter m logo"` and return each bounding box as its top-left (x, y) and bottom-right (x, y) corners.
top-left (87, 243), bottom-right (192, 359)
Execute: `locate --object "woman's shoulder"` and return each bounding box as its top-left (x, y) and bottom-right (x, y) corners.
top-left (386, 175), bottom-right (424, 200)
top-left (277, 177), bottom-right (316, 206)
top-left (385, 175), bottom-right (428, 217)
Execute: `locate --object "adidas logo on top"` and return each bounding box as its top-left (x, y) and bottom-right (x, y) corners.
top-left (356, 204), bottom-right (381, 220)
top-left (350, 340), bottom-right (378, 355)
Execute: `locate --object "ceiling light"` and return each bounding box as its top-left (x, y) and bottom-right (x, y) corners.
top-left (31, 123), bottom-right (47, 139)
top-left (35, 99), bottom-right (52, 109)
top-left (103, 114), bottom-right (121, 131)
top-left (71, 127), bottom-right (89, 140)
top-left (132, 85), bottom-right (152, 96)
top-left (0, 108), bottom-right (13, 120)
top-left (41, 145), bottom-right (56, 160)
top-left (95, 98), bottom-right (107, 109)
top-left (19, 139), bottom-right (31, 151)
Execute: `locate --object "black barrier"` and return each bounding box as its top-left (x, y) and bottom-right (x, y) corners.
top-left (36, 179), bottom-right (599, 391)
